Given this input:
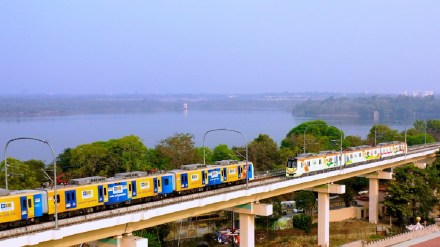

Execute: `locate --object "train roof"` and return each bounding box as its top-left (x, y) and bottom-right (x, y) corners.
top-left (181, 164), bottom-right (207, 170)
top-left (0, 188), bottom-right (9, 196)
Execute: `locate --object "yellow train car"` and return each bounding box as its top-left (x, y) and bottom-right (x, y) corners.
top-left (214, 160), bottom-right (248, 183)
top-left (170, 164), bottom-right (207, 192)
top-left (0, 190), bottom-right (43, 224)
top-left (46, 176), bottom-right (107, 215)
top-left (114, 171), bottom-right (173, 199)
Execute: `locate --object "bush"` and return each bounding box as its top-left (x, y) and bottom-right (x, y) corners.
top-left (292, 214), bottom-right (312, 233)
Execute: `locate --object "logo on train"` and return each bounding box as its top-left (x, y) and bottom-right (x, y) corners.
top-left (140, 182), bottom-right (150, 189)
top-left (210, 171), bottom-right (219, 177)
top-left (82, 190), bottom-right (93, 199)
top-left (191, 174), bottom-right (199, 181)
top-left (228, 169), bottom-right (236, 175)
top-left (0, 202), bottom-right (14, 212)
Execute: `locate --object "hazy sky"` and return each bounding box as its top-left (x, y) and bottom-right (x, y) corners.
top-left (1, 1), bottom-right (439, 95)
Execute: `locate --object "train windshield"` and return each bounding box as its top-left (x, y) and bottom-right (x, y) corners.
top-left (287, 159), bottom-right (298, 169)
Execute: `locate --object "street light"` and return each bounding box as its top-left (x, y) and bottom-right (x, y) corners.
top-left (202, 128), bottom-right (249, 189)
top-left (3, 137), bottom-right (59, 230)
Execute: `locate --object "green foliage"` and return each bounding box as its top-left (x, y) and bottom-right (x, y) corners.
top-left (195, 147), bottom-right (213, 164)
top-left (345, 135), bottom-right (366, 147)
top-left (212, 144), bottom-right (237, 162)
top-left (292, 95), bottom-right (440, 120)
top-left (294, 191), bottom-right (316, 216)
top-left (248, 134), bottom-right (281, 170)
top-left (384, 164), bottom-right (439, 226)
top-left (367, 125), bottom-right (401, 145)
top-left (155, 133), bottom-right (198, 170)
top-left (105, 135), bottom-right (149, 172)
top-left (282, 120), bottom-right (345, 155)
top-left (0, 158), bottom-right (42, 190)
top-left (292, 214), bottom-right (312, 233)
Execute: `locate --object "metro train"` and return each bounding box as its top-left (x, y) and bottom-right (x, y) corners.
top-left (286, 141), bottom-right (407, 177)
top-left (0, 160), bottom-right (254, 229)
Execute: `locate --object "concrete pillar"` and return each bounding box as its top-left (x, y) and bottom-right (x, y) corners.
top-left (318, 192), bottom-right (330, 247)
top-left (363, 171), bottom-right (392, 224)
top-left (369, 178), bottom-right (379, 224)
top-left (308, 184), bottom-right (345, 247)
top-left (231, 203), bottom-right (273, 247)
top-left (239, 213), bottom-right (255, 247)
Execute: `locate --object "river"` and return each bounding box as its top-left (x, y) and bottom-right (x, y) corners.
top-left (0, 110), bottom-right (408, 162)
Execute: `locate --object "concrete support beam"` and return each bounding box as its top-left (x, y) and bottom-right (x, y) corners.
top-left (363, 171), bottom-right (393, 180)
top-left (309, 184), bottom-right (345, 247)
top-left (414, 161), bottom-right (427, 169)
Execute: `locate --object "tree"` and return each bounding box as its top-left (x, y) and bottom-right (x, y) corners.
top-left (105, 135), bottom-right (149, 172)
top-left (384, 164), bottom-right (439, 226)
top-left (212, 144), bottom-right (237, 162)
top-left (282, 120), bottom-right (345, 153)
top-left (155, 133), bottom-right (199, 170)
top-left (367, 125), bottom-right (400, 145)
top-left (345, 135), bottom-right (366, 148)
top-left (248, 134), bottom-right (281, 171)
top-left (294, 191), bottom-right (316, 216)
top-left (195, 147), bottom-right (213, 164)
top-left (69, 142), bottom-right (117, 178)
top-left (0, 158), bottom-right (41, 190)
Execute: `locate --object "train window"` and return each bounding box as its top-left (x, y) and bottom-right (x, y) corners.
top-left (28, 198), bottom-right (32, 208)
top-left (67, 193), bottom-right (71, 201)
top-left (72, 193), bottom-right (75, 201)
top-left (319, 159), bottom-right (322, 165)
top-left (104, 188), bottom-right (107, 196)
top-left (158, 180), bottom-right (161, 187)
top-left (99, 188), bottom-right (103, 197)
top-left (164, 178), bottom-right (169, 186)
top-left (53, 195), bottom-right (60, 203)
top-left (22, 199), bottom-right (27, 209)
top-left (129, 184), bottom-right (132, 191)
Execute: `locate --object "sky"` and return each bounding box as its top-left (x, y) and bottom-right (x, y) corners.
top-left (1, 1), bottom-right (439, 95)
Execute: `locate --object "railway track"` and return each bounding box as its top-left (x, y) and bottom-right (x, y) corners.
top-left (1, 143), bottom-right (439, 240)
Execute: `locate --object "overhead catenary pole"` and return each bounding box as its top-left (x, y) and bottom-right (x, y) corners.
top-left (4, 137), bottom-right (59, 230)
top-left (203, 128), bottom-right (249, 189)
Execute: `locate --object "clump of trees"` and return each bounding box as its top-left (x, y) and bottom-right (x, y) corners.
top-left (384, 161), bottom-right (440, 226)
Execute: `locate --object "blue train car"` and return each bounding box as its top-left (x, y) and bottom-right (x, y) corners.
top-left (160, 173), bottom-right (174, 195)
top-left (206, 166), bottom-right (222, 186)
top-left (106, 181), bottom-right (129, 204)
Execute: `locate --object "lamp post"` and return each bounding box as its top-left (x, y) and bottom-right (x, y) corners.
top-left (202, 128), bottom-right (249, 188)
top-left (4, 137), bottom-right (59, 230)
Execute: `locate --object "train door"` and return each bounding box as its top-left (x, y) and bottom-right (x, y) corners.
top-left (202, 171), bottom-right (206, 185)
top-left (153, 178), bottom-right (158, 193)
top-left (98, 185), bottom-right (104, 203)
top-left (131, 181), bottom-right (137, 197)
top-left (238, 166), bottom-right (242, 178)
top-left (181, 173), bottom-right (188, 188)
top-left (223, 168), bottom-right (227, 181)
top-left (65, 190), bottom-right (77, 209)
top-left (20, 196), bottom-right (28, 220)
